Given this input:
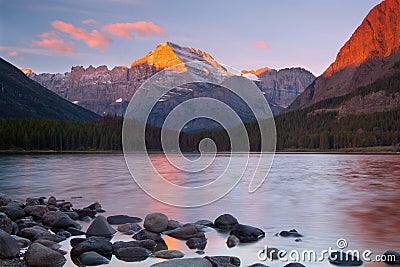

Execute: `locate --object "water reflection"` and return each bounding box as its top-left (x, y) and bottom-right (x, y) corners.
top-left (0, 153), bottom-right (398, 266)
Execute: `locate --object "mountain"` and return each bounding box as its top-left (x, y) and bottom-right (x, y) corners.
top-left (27, 42), bottom-right (313, 119)
top-left (0, 58), bottom-right (98, 121)
top-left (289, 0), bottom-right (400, 113)
top-left (242, 67), bottom-right (315, 108)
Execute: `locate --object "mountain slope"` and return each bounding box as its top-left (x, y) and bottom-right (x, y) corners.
top-left (289, 0), bottom-right (400, 112)
top-left (0, 58), bottom-right (98, 121)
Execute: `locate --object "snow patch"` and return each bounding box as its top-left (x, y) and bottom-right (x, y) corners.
top-left (242, 73), bottom-right (260, 81)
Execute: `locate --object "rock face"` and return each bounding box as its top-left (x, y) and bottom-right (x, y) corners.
top-left (28, 42), bottom-right (313, 119)
top-left (290, 0), bottom-right (400, 112)
top-left (242, 68), bottom-right (315, 108)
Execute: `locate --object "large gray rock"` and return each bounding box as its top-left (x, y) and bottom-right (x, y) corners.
top-left (24, 243), bottom-right (66, 267)
top-left (117, 223), bottom-right (141, 235)
top-left (153, 250), bottom-right (184, 259)
top-left (42, 211), bottom-right (80, 229)
top-left (86, 215), bottom-right (116, 237)
top-left (77, 251), bottom-right (110, 266)
top-left (214, 214), bottom-right (238, 230)
top-left (0, 205), bottom-right (25, 220)
top-left (107, 215), bottom-right (142, 224)
top-left (133, 229), bottom-right (162, 241)
top-left (0, 212), bottom-right (13, 234)
top-left (114, 247), bottom-right (151, 262)
top-left (150, 258), bottom-right (212, 267)
top-left (144, 212), bottom-right (168, 233)
top-left (205, 256), bottom-right (241, 266)
top-left (24, 205), bottom-right (49, 219)
top-left (70, 236), bottom-right (112, 257)
top-left (164, 225), bottom-right (202, 240)
top-left (0, 229), bottom-right (20, 259)
top-left (230, 224), bottom-right (265, 243)
top-left (18, 226), bottom-right (48, 240)
top-left (112, 240), bottom-right (156, 254)
top-left (0, 193), bottom-right (12, 206)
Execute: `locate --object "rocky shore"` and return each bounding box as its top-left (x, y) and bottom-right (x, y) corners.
top-left (0, 193), bottom-right (398, 267)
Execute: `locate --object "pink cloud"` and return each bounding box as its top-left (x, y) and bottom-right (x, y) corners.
top-left (82, 19), bottom-right (99, 25)
top-left (253, 41), bottom-right (271, 50)
top-left (32, 31), bottom-right (75, 54)
top-left (7, 51), bottom-right (18, 57)
top-left (51, 20), bottom-right (111, 52)
top-left (102, 22), bottom-right (165, 39)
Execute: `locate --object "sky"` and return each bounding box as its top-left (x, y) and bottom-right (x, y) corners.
top-left (0, 0), bottom-right (381, 76)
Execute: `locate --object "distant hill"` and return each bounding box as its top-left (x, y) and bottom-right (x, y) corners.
top-left (0, 58), bottom-right (98, 121)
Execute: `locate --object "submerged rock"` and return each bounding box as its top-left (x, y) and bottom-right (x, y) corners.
top-left (144, 212), bottom-right (169, 233)
top-left (214, 214), bottom-right (238, 230)
top-left (107, 215), bottom-right (142, 225)
top-left (77, 251), bottom-right (110, 266)
top-left (150, 258), bottom-right (212, 267)
top-left (114, 247), bottom-right (151, 262)
top-left (329, 251), bottom-right (363, 266)
top-left (153, 249), bottom-right (185, 259)
top-left (24, 243), bottom-right (66, 267)
top-left (230, 224), bottom-right (265, 243)
top-left (86, 215), bottom-right (116, 237)
top-left (279, 229), bottom-right (303, 238)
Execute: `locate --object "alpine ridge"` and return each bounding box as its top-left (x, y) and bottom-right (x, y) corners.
top-left (289, 0), bottom-right (400, 111)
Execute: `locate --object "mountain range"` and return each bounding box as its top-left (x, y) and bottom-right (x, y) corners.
top-left (26, 42), bottom-right (315, 118)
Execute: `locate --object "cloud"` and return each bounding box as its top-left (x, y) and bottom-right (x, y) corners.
top-left (82, 19), bottom-right (99, 25)
top-left (32, 31), bottom-right (76, 54)
top-left (51, 20), bottom-right (111, 52)
top-left (102, 22), bottom-right (165, 39)
top-left (253, 41), bottom-right (271, 50)
top-left (7, 51), bottom-right (18, 57)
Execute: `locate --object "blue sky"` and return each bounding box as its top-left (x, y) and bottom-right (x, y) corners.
top-left (0, 0), bottom-right (381, 75)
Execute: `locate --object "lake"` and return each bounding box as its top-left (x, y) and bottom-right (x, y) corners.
top-left (0, 153), bottom-right (399, 266)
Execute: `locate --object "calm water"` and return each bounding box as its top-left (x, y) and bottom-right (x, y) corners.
top-left (0, 153), bottom-right (399, 266)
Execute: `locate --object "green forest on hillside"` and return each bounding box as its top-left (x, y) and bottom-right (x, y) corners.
top-left (1, 74), bottom-right (400, 152)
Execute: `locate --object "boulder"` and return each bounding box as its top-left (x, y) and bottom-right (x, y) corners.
top-left (70, 237), bottom-right (87, 247)
top-left (66, 227), bottom-right (85, 236)
top-left (64, 211), bottom-right (79, 221)
top-left (186, 236), bottom-right (207, 250)
top-left (0, 212), bottom-right (13, 234)
top-left (77, 251), bottom-right (110, 266)
top-left (74, 208), bottom-right (97, 220)
top-left (114, 247), bottom-right (151, 262)
top-left (56, 230), bottom-right (71, 239)
top-left (107, 215), bottom-right (142, 224)
top-left (0, 205), bottom-right (25, 220)
top-left (47, 196), bottom-right (57, 206)
top-left (12, 235), bottom-right (31, 248)
top-left (214, 214), bottom-right (238, 230)
top-left (279, 229), bottom-right (303, 238)
top-left (18, 226), bottom-right (48, 240)
top-left (24, 243), bottom-right (66, 267)
top-left (34, 239), bottom-right (61, 250)
top-left (42, 211), bottom-right (80, 229)
top-left (0, 193), bottom-right (12, 206)
top-left (117, 223), bottom-right (141, 234)
top-left (153, 250), bottom-right (185, 259)
top-left (112, 240), bottom-right (156, 254)
top-left (33, 231), bottom-right (66, 243)
top-left (24, 205), bottom-right (49, 219)
top-left (154, 240), bottom-right (169, 252)
top-left (383, 250), bottom-right (400, 265)
top-left (167, 220), bottom-right (183, 230)
top-left (204, 256), bottom-right (241, 266)
top-left (26, 197), bottom-right (45, 206)
top-left (86, 215), bottom-right (116, 237)
top-left (84, 201), bottom-right (104, 212)
top-left (70, 236), bottom-right (112, 257)
top-left (133, 229), bottom-right (162, 241)
top-left (150, 258), bottom-right (212, 267)
top-left (164, 225), bottom-right (201, 240)
top-left (226, 235), bottom-right (240, 248)
top-left (0, 229), bottom-right (20, 259)
top-left (230, 224), bottom-right (265, 243)
top-left (329, 251), bottom-right (363, 266)
top-left (144, 212), bottom-right (168, 233)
